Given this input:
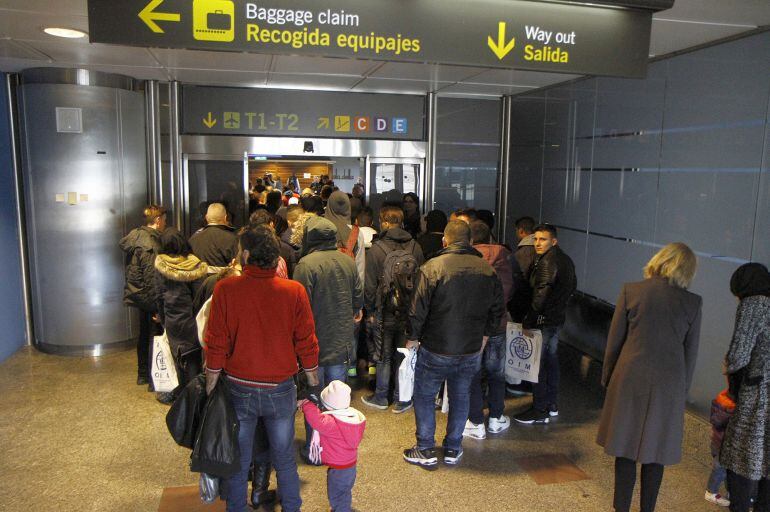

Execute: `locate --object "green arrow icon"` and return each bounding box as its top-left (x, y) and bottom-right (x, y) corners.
top-left (488, 22), bottom-right (516, 60)
top-left (139, 0), bottom-right (181, 34)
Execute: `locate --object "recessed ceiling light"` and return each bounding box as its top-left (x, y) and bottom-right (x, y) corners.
top-left (43, 27), bottom-right (88, 39)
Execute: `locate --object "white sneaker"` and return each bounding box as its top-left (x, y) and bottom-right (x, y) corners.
top-left (462, 419), bottom-right (486, 439)
top-left (704, 491), bottom-right (730, 507)
top-left (487, 415), bottom-right (511, 434)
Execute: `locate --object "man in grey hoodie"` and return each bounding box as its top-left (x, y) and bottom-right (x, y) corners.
top-left (294, 216), bottom-right (364, 463)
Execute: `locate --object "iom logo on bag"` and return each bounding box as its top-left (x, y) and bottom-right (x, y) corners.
top-left (510, 336), bottom-right (533, 360)
top-left (155, 351), bottom-right (169, 372)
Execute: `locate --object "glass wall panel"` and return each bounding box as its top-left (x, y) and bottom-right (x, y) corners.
top-left (434, 97), bottom-right (502, 215)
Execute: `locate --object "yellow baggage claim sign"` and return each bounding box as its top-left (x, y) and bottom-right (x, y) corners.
top-left (88, 0), bottom-right (659, 78)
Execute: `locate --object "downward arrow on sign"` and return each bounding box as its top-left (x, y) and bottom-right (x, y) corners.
top-left (203, 112), bottom-right (217, 128)
top-left (488, 22), bottom-right (516, 60)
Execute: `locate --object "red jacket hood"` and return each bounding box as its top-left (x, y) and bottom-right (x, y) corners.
top-left (325, 408), bottom-right (366, 449)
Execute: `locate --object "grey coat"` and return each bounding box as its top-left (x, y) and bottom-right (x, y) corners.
top-left (596, 277), bottom-right (702, 465)
top-left (720, 295), bottom-right (770, 480)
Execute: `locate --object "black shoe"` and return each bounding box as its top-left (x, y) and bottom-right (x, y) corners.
top-left (361, 394), bottom-right (388, 410)
top-left (513, 407), bottom-right (550, 424)
top-left (547, 404), bottom-right (559, 418)
top-left (137, 375), bottom-right (149, 386)
top-left (392, 401), bottom-right (413, 414)
top-left (147, 382), bottom-right (155, 392)
top-left (403, 446), bottom-right (438, 470)
top-left (155, 391), bottom-right (175, 405)
top-left (506, 383), bottom-right (532, 397)
top-left (251, 462), bottom-right (275, 507)
top-left (443, 448), bottom-right (463, 465)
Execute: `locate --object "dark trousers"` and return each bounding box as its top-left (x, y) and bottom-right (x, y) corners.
top-left (728, 470), bottom-right (769, 512)
top-left (468, 334), bottom-right (507, 424)
top-left (614, 457), bottom-right (664, 512)
top-left (136, 309), bottom-right (155, 379)
top-left (532, 326), bottom-right (560, 410)
top-left (374, 317), bottom-right (407, 403)
top-left (327, 466), bottom-right (357, 512)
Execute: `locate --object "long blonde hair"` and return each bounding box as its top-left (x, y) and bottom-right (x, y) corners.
top-left (644, 242), bottom-right (697, 289)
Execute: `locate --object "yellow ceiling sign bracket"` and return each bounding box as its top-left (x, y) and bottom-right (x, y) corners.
top-left (139, 0), bottom-right (181, 34)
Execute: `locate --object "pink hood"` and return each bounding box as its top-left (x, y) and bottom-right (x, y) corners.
top-left (475, 244), bottom-right (514, 331)
top-left (302, 402), bottom-right (366, 469)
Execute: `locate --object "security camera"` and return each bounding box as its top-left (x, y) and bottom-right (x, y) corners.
top-left (303, 141), bottom-right (314, 153)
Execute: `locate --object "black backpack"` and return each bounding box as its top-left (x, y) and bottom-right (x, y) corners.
top-left (376, 241), bottom-right (419, 318)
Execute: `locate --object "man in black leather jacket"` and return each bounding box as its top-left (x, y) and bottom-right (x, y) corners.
top-left (402, 220), bottom-right (504, 470)
top-left (514, 224), bottom-right (576, 425)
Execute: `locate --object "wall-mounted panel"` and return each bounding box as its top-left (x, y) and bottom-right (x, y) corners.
top-left (583, 236), bottom-right (655, 304)
top-left (588, 170), bottom-right (658, 242)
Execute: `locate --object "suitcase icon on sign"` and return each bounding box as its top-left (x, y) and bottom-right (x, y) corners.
top-left (193, 0), bottom-right (235, 42)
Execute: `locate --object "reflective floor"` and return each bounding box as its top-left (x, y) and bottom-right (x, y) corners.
top-left (0, 346), bottom-right (720, 511)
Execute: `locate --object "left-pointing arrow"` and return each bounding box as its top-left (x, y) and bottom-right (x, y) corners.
top-left (203, 112), bottom-right (217, 129)
top-left (139, 0), bottom-right (181, 34)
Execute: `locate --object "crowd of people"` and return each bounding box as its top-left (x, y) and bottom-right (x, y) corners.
top-left (119, 177), bottom-right (770, 512)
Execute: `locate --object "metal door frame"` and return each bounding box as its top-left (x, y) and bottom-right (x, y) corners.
top-left (367, 157), bottom-right (426, 214)
top-left (182, 152), bottom-right (249, 236)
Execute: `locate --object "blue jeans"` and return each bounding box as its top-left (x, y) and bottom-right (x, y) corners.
top-left (305, 364), bottom-right (347, 449)
top-left (413, 347), bottom-right (482, 451)
top-left (468, 334), bottom-right (507, 424)
top-left (226, 379), bottom-right (300, 512)
top-left (327, 466), bottom-right (357, 512)
top-left (708, 455), bottom-right (727, 494)
top-left (533, 327), bottom-right (560, 411)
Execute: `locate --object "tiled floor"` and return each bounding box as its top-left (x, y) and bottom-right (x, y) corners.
top-left (0, 345), bottom-right (721, 511)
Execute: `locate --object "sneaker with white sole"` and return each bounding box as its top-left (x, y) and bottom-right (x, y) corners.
top-left (361, 394), bottom-right (388, 410)
top-left (547, 404), bottom-right (559, 417)
top-left (403, 446), bottom-right (438, 470)
top-left (487, 415), bottom-right (511, 434)
top-left (513, 407), bottom-right (550, 424)
top-left (444, 448), bottom-right (463, 465)
top-left (704, 491), bottom-right (730, 507)
top-left (462, 420), bottom-right (487, 440)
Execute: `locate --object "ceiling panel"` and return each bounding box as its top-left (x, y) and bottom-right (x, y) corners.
top-left (270, 55), bottom-right (376, 76)
top-left (0, 40), bottom-right (49, 60)
top-left (0, 10), bottom-right (88, 42)
top-left (654, 0), bottom-right (770, 27)
top-left (353, 77), bottom-right (452, 94)
top-left (169, 69), bottom-right (268, 87)
top-left (0, 0), bottom-right (87, 16)
top-left (370, 62), bottom-right (488, 82)
top-left (267, 72), bottom-right (361, 91)
top-left (438, 82), bottom-right (538, 98)
top-left (150, 48), bottom-right (271, 72)
top-left (648, 19), bottom-right (755, 57)
top-left (466, 68), bottom-right (582, 87)
top-left (25, 40), bottom-right (159, 67)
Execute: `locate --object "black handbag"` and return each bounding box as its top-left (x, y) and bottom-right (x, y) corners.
top-left (190, 377), bottom-right (241, 478)
top-left (166, 374), bottom-right (207, 449)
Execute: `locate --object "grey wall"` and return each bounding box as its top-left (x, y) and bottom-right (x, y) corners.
top-left (506, 30), bottom-right (770, 416)
top-left (0, 73), bottom-right (27, 362)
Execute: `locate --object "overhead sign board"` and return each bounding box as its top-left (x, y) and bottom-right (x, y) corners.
top-left (181, 86), bottom-right (426, 140)
top-left (89, 0), bottom-right (653, 78)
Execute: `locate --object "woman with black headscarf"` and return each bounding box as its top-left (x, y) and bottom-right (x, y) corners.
top-left (325, 190), bottom-right (365, 284)
top-left (720, 262), bottom-right (770, 511)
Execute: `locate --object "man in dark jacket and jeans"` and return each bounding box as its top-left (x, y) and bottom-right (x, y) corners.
top-left (514, 224), bottom-right (576, 425)
top-left (119, 205), bottom-right (166, 386)
top-left (403, 220), bottom-right (504, 469)
top-left (293, 216), bottom-right (363, 461)
top-left (361, 206), bottom-right (424, 413)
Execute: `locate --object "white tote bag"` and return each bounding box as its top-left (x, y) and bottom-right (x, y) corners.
top-left (151, 333), bottom-right (179, 392)
top-left (504, 322), bottom-right (543, 384)
top-left (196, 296), bottom-right (212, 348)
top-left (396, 347), bottom-right (417, 402)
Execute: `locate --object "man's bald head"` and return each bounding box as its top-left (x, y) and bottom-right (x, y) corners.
top-left (444, 220), bottom-right (471, 246)
top-left (206, 203), bottom-right (228, 225)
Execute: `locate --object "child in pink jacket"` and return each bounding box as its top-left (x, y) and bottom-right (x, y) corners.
top-left (300, 380), bottom-right (366, 512)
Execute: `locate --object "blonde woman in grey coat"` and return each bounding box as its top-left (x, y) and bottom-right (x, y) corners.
top-left (596, 242), bottom-right (702, 512)
top-left (720, 263), bottom-right (770, 512)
